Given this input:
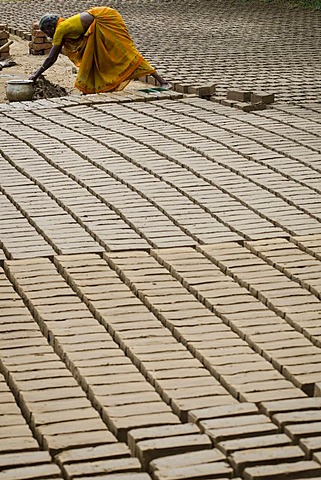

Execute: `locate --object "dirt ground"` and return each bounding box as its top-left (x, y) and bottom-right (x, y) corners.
top-left (0, 34), bottom-right (147, 103)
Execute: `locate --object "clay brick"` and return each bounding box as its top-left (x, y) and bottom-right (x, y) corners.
top-left (136, 434), bottom-right (212, 468)
top-left (299, 436), bottom-right (321, 455)
top-left (62, 457), bottom-right (142, 479)
top-left (56, 443), bottom-right (131, 466)
top-left (0, 450), bottom-right (51, 469)
top-left (227, 90), bottom-right (252, 102)
top-left (42, 430), bottom-right (116, 455)
top-left (219, 433), bottom-right (291, 456)
top-left (188, 402), bottom-right (258, 423)
top-left (190, 84), bottom-right (216, 97)
top-left (152, 461), bottom-right (232, 479)
top-left (128, 423), bottom-right (200, 454)
top-left (150, 448), bottom-right (226, 471)
top-left (243, 460), bottom-right (321, 480)
top-left (250, 91), bottom-right (275, 104)
top-left (0, 463), bottom-right (62, 480)
top-left (230, 445), bottom-right (305, 475)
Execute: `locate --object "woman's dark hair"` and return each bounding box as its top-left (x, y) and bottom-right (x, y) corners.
top-left (39, 14), bottom-right (60, 32)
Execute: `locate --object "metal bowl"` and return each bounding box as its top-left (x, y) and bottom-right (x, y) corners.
top-left (6, 79), bottom-right (34, 102)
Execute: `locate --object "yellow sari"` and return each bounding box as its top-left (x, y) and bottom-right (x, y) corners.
top-left (53, 7), bottom-right (155, 94)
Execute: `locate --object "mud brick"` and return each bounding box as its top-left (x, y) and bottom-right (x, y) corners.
top-left (202, 419), bottom-right (278, 443)
top-left (188, 403), bottom-right (258, 423)
top-left (62, 457), bottom-right (142, 479)
top-left (221, 99), bottom-right (236, 107)
top-left (0, 436), bottom-right (39, 454)
top-left (284, 422), bottom-right (321, 441)
top-left (141, 435), bottom-right (216, 468)
top-left (227, 90), bottom-right (252, 102)
top-left (261, 398), bottom-right (321, 417)
top-left (128, 423), bottom-right (200, 455)
top-left (0, 24), bottom-right (8, 30)
top-left (313, 451), bottom-right (321, 464)
top-left (43, 430), bottom-right (116, 455)
top-left (74, 475), bottom-right (151, 480)
top-left (0, 463), bottom-right (63, 480)
top-left (230, 446), bottom-right (305, 475)
top-left (0, 31), bottom-right (9, 40)
top-left (105, 412), bottom-right (180, 442)
top-left (56, 443), bottom-right (131, 466)
top-left (0, 450), bottom-right (52, 469)
top-left (299, 436), bottom-right (321, 455)
top-left (190, 84), bottom-right (216, 97)
top-left (243, 460), bottom-right (321, 480)
top-left (273, 410), bottom-right (321, 428)
top-left (29, 41), bottom-right (52, 51)
top-left (174, 83), bottom-right (193, 93)
top-left (29, 48), bottom-right (46, 55)
top-left (152, 461), bottom-right (233, 480)
top-left (150, 448), bottom-right (226, 472)
top-left (235, 101), bottom-right (266, 112)
top-left (251, 91), bottom-right (275, 104)
top-left (32, 29), bottom-right (47, 38)
top-left (219, 433), bottom-right (292, 456)
top-left (32, 35), bottom-right (47, 44)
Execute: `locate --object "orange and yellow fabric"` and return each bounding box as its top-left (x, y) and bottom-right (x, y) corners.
top-left (52, 6), bottom-right (155, 94)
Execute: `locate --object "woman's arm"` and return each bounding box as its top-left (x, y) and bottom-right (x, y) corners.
top-left (29, 44), bottom-right (62, 81)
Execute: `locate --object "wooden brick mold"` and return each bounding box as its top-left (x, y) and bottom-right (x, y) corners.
top-left (29, 22), bottom-right (52, 55)
top-left (0, 24), bottom-right (10, 60)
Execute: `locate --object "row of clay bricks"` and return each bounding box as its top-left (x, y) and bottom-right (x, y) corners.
top-left (244, 237), bottom-right (321, 300)
top-left (80, 103), bottom-right (286, 242)
top-left (0, 155), bottom-right (104, 255)
top-left (2, 258), bottom-right (236, 479)
top-left (0, 265), bottom-right (160, 480)
top-left (0, 90), bottom-right (185, 112)
top-left (59, 100), bottom-right (321, 240)
top-left (197, 242), bottom-right (321, 352)
top-left (1, 99), bottom-right (318, 248)
top-left (0, 108), bottom-right (239, 247)
top-left (107, 246), bottom-right (321, 399)
top-left (252, 108), bottom-right (321, 152)
top-left (124, 98), bottom-right (321, 235)
top-left (0, 110), bottom-right (197, 249)
top-left (213, 90), bottom-right (275, 113)
top-left (0, 128), bottom-right (150, 254)
top-left (191, 401), bottom-right (321, 479)
top-left (207, 100), bottom-right (321, 174)
top-left (148, 245), bottom-right (321, 397)
top-left (107, 100), bottom-right (321, 238)
top-left (0, 127), bottom-right (195, 251)
top-left (4, 256), bottom-right (321, 480)
top-left (0, 268), bottom-right (153, 480)
top-left (161, 98), bottom-right (320, 188)
top-left (56, 251), bottom-right (307, 404)
top-left (0, 24), bottom-right (11, 60)
top-left (141, 97), bottom-right (321, 220)
top-left (0, 191), bottom-right (55, 259)
top-left (0, 371), bottom-right (63, 480)
top-left (50, 252), bottom-right (321, 478)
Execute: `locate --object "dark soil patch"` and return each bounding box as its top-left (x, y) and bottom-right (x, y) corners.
top-left (34, 75), bottom-right (69, 99)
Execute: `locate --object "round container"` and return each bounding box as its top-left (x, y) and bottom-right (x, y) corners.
top-left (6, 79), bottom-right (34, 102)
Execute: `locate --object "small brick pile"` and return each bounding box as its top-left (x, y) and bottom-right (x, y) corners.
top-left (0, 24), bottom-right (10, 60)
top-left (217, 89), bottom-right (275, 111)
top-left (29, 22), bottom-right (52, 55)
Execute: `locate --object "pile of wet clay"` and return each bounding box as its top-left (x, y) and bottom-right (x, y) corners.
top-left (34, 75), bottom-right (69, 99)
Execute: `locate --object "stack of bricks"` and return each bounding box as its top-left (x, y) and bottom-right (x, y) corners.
top-left (217, 89), bottom-right (275, 111)
top-left (0, 24), bottom-right (10, 60)
top-left (29, 22), bottom-right (51, 55)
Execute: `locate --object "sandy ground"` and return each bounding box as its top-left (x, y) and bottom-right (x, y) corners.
top-left (0, 34), bottom-right (148, 103)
